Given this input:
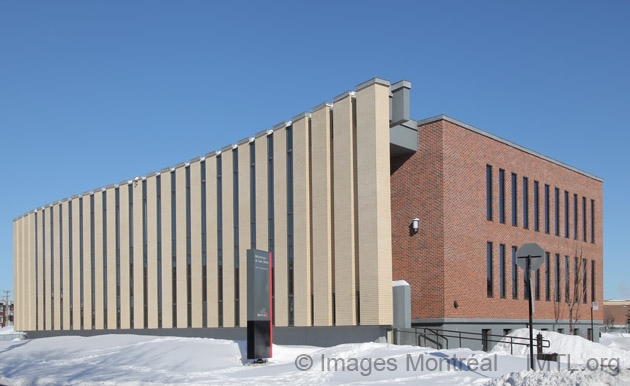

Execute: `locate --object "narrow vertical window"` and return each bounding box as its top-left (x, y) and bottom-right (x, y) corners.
top-left (523, 177), bottom-right (529, 229)
top-left (250, 143), bottom-right (256, 249)
top-left (143, 179), bottom-right (149, 329)
top-left (499, 244), bottom-right (505, 298)
top-left (103, 192), bottom-right (107, 329)
top-left (486, 242), bottom-right (493, 298)
top-left (555, 253), bottom-right (560, 302)
top-left (555, 188), bottom-right (560, 236)
top-left (200, 161), bottom-right (207, 327)
top-left (486, 165), bottom-right (493, 221)
top-left (50, 207), bottom-right (54, 330)
top-left (590, 200), bottom-right (595, 243)
top-left (79, 199), bottom-right (84, 329)
top-left (591, 260), bottom-right (595, 303)
top-left (499, 169), bottom-right (505, 224)
top-left (233, 150), bottom-right (239, 326)
top-left (217, 156), bottom-right (223, 327)
top-left (69, 203), bottom-right (73, 329)
top-left (574, 194), bottom-right (578, 240)
top-left (565, 256), bottom-right (569, 303)
top-left (512, 246), bottom-right (518, 299)
top-left (171, 171), bottom-right (177, 324)
top-left (564, 191), bottom-right (569, 238)
top-left (287, 126), bottom-right (294, 326)
top-left (582, 258), bottom-right (587, 304)
top-left (511, 173), bottom-right (517, 226)
top-left (186, 167), bottom-right (191, 328)
top-left (582, 197), bottom-right (587, 241)
top-left (90, 195), bottom-right (95, 329)
top-left (268, 135), bottom-right (275, 325)
top-left (115, 188), bottom-right (120, 329)
top-left (535, 266), bottom-right (540, 300)
top-left (156, 176), bottom-right (162, 328)
top-left (534, 181), bottom-right (539, 231)
top-left (545, 184), bottom-right (550, 234)
top-left (129, 186), bottom-right (134, 328)
top-left (545, 252), bottom-right (550, 301)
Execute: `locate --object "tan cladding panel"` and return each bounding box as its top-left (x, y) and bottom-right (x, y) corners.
top-left (44, 207), bottom-right (52, 330)
top-left (53, 204), bottom-right (61, 330)
top-left (237, 143), bottom-right (251, 327)
top-left (332, 95), bottom-right (357, 326)
top-left (119, 184), bottom-right (131, 329)
top-left (12, 219), bottom-right (18, 330)
top-left (21, 215), bottom-right (29, 331)
top-left (62, 202), bottom-right (71, 330)
top-left (29, 214), bottom-right (37, 330)
top-left (160, 172), bottom-right (173, 329)
top-left (71, 198), bottom-right (82, 330)
top-left (82, 198), bottom-right (92, 330)
top-left (94, 193), bottom-right (104, 330)
top-left (292, 116), bottom-right (311, 326)
top-left (25, 214), bottom-right (34, 331)
top-left (147, 176), bottom-right (159, 329)
top-left (310, 106), bottom-right (333, 326)
top-left (175, 167), bottom-right (187, 328)
top-left (356, 82), bottom-right (393, 325)
top-left (106, 188), bottom-right (117, 329)
top-left (37, 209), bottom-right (43, 330)
top-left (255, 135), bottom-right (268, 252)
top-left (273, 127), bottom-right (288, 327)
top-left (206, 156), bottom-right (219, 327)
top-left (133, 181), bottom-right (144, 329)
top-left (221, 151), bottom-right (235, 327)
top-left (190, 161), bottom-right (203, 328)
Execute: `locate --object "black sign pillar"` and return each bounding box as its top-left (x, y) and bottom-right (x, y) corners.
top-left (247, 249), bottom-right (272, 360)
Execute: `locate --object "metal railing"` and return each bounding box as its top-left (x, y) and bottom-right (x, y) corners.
top-left (392, 327), bottom-right (551, 354)
top-left (0, 333), bottom-right (26, 342)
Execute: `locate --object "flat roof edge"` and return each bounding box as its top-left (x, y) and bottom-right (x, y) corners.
top-left (416, 115), bottom-right (604, 182)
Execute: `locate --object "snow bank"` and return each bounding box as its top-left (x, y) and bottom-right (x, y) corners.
top-left (492, 328), bottom-right (630, 367)
top-left (601, 333), bottom-right (630, 352)
top-left (486, 368), bottom-right (630, 386)
top-left (0, 326), bottom-right (15, 335)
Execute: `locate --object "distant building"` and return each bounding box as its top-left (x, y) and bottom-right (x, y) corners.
top-left (0, 301), bottom-right (14, 327)
top-left (603, 300), bottom-right (630, 331)
top-left (12, 78), bottom-right (603, 349)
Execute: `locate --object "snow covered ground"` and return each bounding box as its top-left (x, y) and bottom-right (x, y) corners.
top-left (0, 329), bottom-right (628, 385)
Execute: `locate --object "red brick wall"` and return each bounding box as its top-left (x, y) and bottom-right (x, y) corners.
top-left (391, 118), bottom-right (604, 323)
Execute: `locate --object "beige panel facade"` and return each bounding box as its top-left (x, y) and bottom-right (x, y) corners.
top-left (62, 202), bottom-right (71, 330)
top-left (332, 94), bottom-right (357, 325)
top-left (53, 205), bottom-right (61, 330)
top-left (205, 156), bottom-right (219, 327)
top-left (221, 150), bottom-right (235, 327)
top-left (160, 171), bottom-right (173, 328)
top-left (13, 219), bottom-right (18, 329)
top-left (44, 207), bottom-right (52, 330)
top-left (71, 198), bottom-right (81, 330)
top-left (82, 197), bottom-right (93, 330)
top-left (175, 167), bottom-right (187, 328)
top-left (356, 81), bottom-right (393, 325)
top-left (27, 214), bottom-right (35, 330)
top-left (292, 115), bottom-right (312, 327)
top-left (37, 209), bottom-right (43, 330)
top-left (147, 175), bottom-right (159, 328)
top-left (119, 184), bottom-right (131, 329)
top-left (190, 161), bottom-right (203, 328)
top-left (94, 192), bottom-right (104, 330)
top-left (237, 143), bottom-right (251, 327)
top-left (273, 127), bottom-right (288, 326)
top-left (106, 188), bottom-right (117, 329)
top-left (255, 135), bottom-right (268, 252)
top-left (133, 180), bottom-right (144, 329)
top-left (310, 105), bottom-right (333, 326)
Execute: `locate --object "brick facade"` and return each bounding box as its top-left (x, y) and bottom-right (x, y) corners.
top-left (391, 117), bottom-right (604, 325)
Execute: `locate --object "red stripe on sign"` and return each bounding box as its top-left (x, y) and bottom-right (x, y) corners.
top-left (269, 251), bottom-right (273, 357)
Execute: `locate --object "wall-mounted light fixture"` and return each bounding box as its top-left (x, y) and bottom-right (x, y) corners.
top-left (412, 218), bottom-right (419, 233)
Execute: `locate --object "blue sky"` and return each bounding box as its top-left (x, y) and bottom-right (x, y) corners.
top-left (1, 1), bottom-right (628, 301)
